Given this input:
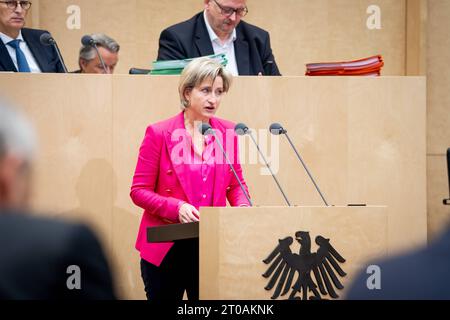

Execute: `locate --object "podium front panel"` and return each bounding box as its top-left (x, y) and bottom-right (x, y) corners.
top-left (199, 206), bottom-right (387, 300)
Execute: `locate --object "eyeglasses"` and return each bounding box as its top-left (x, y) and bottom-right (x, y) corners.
top-left (0, 1), bottom-right (32, 10)
top-left (212, 0), bottom-right (248, 18)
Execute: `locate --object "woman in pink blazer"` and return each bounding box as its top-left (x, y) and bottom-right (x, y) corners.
top-left (130, 57), bottom-right (251, 300)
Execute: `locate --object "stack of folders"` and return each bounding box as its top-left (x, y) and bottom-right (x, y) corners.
top-left (150, 54), bottom-right (228, 75)
top-left (305, 55), bottom-right (384, 77)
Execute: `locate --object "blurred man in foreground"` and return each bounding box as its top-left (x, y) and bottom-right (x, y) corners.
top-left (0, 100), bottom-right (116, 299)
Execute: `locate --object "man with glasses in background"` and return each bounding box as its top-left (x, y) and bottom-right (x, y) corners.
top-left (0, 1), bottom-right (65, 73)
top-left (157, 0), bottom-right (281, 76)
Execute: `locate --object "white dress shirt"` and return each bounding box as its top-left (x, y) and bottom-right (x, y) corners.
top-left (203, 11), bottom-right (239, 76)
top-left (0, 31), bottom-right (42, 73)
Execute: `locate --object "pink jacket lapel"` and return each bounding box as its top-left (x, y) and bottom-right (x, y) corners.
top-left (164, 112), bottom-right (195, 205)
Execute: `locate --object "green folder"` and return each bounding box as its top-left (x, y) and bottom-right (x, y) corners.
top-left (150, 54), bottom-right (228, 75)
top-left (150, 68), bottom-right (185, 75)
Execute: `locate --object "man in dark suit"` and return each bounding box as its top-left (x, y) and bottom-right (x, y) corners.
top-left (157, 0), bottom-right (281, 76)
top-left (0, 100), bottom-right (116, 299)
top-left (346, 148), bottom-right (450, 300)
top-left (0, 1), bottom-right (65, 73)
top-left (0, 210), bottom-right (117, 300)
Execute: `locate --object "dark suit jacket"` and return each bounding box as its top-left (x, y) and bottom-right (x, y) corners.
top-left (0, 28), bottom-right (65, 73)
top-left (0, 209), bottom-right (116, 300)
top-left (157, 12), bottom-right (281, 76)
top-left (346, 227), bottom-right (450, 300)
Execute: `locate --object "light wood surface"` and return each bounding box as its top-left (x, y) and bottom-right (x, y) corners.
top-left (199, 206), bottom-right (388, 300)
top-left (26, 0), bottom-right (407, 75)
top-left (426, 0), bottom-right (450, 240)
top-left (406, 0), bottom-right (427, 76)
top-left (427, 0), bottom-right (450, 154)
top-left (0, 0), bottom-right (446, 299)
top-left (427, 155), bottom-right (450, 239)
top-left (0, 74), bottom-right (426, 299)
top-left (23, 0), bottom-right (449, 246)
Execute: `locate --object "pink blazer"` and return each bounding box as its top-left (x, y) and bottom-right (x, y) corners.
top-left (130, 112), bottom-right (251, 266)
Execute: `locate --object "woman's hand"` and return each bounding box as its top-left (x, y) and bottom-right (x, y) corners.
top-left (178, 203), bottom-right (200, 223)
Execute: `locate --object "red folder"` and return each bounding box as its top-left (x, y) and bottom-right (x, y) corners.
top-left (305, 55), bottom-right (384, 76)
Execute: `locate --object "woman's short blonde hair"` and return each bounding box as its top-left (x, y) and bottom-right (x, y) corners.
top-left (178, 57), bottom-right (233, 108)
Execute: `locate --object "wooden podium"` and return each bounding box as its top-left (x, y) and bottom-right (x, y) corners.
top-left (199, 206), bottom-right (387, 300)
top-left (148, 205), bottom-right (387, 300)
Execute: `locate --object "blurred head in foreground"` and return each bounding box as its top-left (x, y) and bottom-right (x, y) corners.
top-left (0, 100), bottom-right (36, 210)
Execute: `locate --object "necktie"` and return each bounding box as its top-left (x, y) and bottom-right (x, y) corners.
top-left (7, 39), bottom-right (31, 73)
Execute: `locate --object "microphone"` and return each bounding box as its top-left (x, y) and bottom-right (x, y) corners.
top-left (270, 123), bottom-right (329, 206)
top-left (200, 123), bottom-right (214, 136)
top-left (39, 33), bottom-right (68, 73)
top-left (269, 123), bottom-right (287, 135)
top-left (81, 35), bottom-right (108, 74)
top-left (200, 123), bottom-right (253, 206)
top-left (235, 123), bottom-right (291, 206)
top-left (444, 148), bottom-right (450, 205)
top-left (81, 35), bottom-right (95, 46)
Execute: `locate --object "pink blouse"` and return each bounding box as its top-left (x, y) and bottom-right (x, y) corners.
top-left (178, 132), bottom-right (216, 210)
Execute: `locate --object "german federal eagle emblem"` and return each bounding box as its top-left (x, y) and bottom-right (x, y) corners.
top-left (262, 231), bottom-right (346, 300)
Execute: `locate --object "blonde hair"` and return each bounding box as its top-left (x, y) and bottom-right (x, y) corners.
top-left (178, 57), bottom-right (233, 108)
